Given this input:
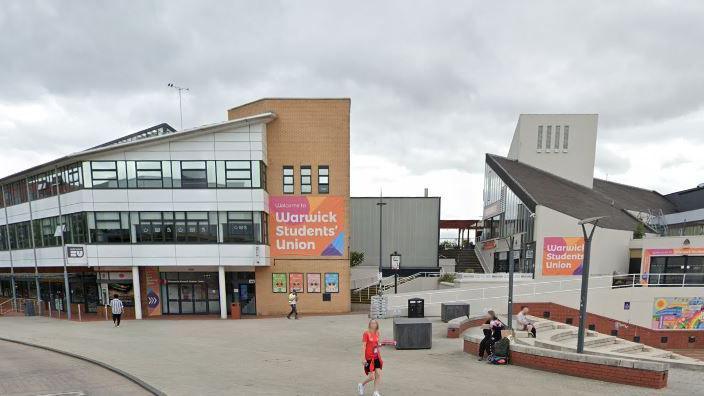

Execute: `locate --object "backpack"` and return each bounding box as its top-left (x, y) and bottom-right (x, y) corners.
top-left (493, 337), bottom-right (510, 358)
top-left (489, 355), bottom-right (508, 365)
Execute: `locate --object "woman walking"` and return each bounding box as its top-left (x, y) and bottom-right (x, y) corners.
top-left (358, 319), bottom-right (383, 396)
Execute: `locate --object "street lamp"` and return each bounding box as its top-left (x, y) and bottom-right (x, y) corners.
top-left (391, 251), bottom-right (401, 294)
top-left (501, 231), bottom-right (525, 330)
top-left (576, 215), bottom-right (607, 353)
top-left (376, 195), bottom-right (387, 294)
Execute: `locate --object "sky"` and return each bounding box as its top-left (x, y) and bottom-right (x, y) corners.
top-left (1, 1), bottom-right (703, 220)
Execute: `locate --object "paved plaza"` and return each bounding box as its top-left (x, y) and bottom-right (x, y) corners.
top-left (0, 314), bottom-right (701, 395)
top-left (0, 339), bottom-right (150, 396)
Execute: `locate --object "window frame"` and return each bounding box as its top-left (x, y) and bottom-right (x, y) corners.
top-left (318, 166), bottom-right (329, 194)
top-left (283, 166), bottom-right (294, 194)
top-left (300, 166), bottom-right (312, 194)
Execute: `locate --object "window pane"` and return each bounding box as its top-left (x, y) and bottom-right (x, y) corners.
top-left (537, 126), bottom-right (543, 149)
top-left (91, 162), bottom-right (116, 170)
top-left (182, 161), bottom-right (205, 170)
top-left (226, 161), bottom-right (250, 169)
top-left (283, 185), bottom-right (293, 194)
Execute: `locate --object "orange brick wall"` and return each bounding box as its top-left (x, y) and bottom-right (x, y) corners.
top-left (514, 302), bottom-right (703, 350)
top-left (228, 99), bottom-right (351, 316)
top-left (448, 317), bottom-right (486, 338)
top-left (464, 339), bottom-right (668, 389)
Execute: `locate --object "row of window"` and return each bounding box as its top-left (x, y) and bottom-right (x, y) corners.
top-left (84, 160), bottom-right (266, 190)
top-left (283, 165), bottom-right (329, 194)
top-left (0, 211), bottom-right (268, 250)
top-left (536, 125), bottom-right (569, 150)
top-left (0, 160), bottom-right (268, 208)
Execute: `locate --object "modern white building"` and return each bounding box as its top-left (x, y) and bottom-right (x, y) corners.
top-left (0, 98), bottom-right (352, 319)
top-left (478, 114), bottom-right (704, 285)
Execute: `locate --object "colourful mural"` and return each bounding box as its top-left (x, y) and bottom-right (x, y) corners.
top-left (652, 297), bottom-right (704, 330)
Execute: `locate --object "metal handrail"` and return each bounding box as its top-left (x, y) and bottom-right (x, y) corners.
top-left (383, 273), bottom-right (704, 310)
top-left (380, 272), bottom-right (440, 293)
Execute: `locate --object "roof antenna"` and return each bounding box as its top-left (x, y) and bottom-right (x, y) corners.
top-left (168, 83), bottom-right (189, 130)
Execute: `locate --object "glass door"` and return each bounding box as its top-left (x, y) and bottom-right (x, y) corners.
top-left (179, 283), bottom-right (194, 314)
top-left (193, 282), bottom-right (208, 314)
top-left (239, 283), bottom-right (256, 315)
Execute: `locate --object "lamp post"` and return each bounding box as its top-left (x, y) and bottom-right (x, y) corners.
top-left (576, 216), bottom-right (606, 353)
top-left (376, 195), bottom-right (387, 294)
top-left (503, 231), bottom-right (525, 330)
top-left (391, 251), bottom-right (401, 294)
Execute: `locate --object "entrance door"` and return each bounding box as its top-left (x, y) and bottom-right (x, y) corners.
top-left (179, 283), bottom-right (195, 314)
top-left (238, 283), bottom-right (256, 315)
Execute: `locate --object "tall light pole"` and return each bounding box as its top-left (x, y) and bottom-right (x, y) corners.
top-left (503, 231), bottom-right (525, 330)
top-left (168, 83), bottom-right (189, 130)
top-left (576, 216), bottom-right (606, 353)
top-left (376, 193), bottom-right (387, 294)
top-left (55, 168), bottom-right (72, 320)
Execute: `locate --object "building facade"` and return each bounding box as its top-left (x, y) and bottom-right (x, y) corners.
top-left (0, 98), bottom-right (351, 318)
top-left (479, 114), bottom-right (704, 284)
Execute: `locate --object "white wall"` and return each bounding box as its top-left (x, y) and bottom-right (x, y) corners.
top-left (533, 205), bottom-right (632, 279)
top-left (508, 114), bottom-right (598, 188)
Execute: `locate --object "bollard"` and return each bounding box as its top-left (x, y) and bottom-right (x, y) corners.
top-left (104, 305), bottom-right (108, 321)
top-left (48, 302), bottom-right (52, 318)
top-left (78, 304), bottom-right (82, 322)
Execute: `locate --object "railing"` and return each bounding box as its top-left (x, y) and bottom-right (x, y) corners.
top-left (473, 243), bottom-right (491, 273)
top-left (612, 273), bottom-right (704, 288)
top-left (383, 273), bottom-right (704, 313)
top-left (380, 272), bottom-right (440, 293)
top-left (0, 298), bottom-right (40, 316)
top-left (455, 272), bottom-right (534, 281)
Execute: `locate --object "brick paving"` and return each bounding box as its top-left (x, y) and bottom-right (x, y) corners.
top-left (0, 315), bottom-right (701, 395)
top-left (0, 340), bottom-right (150, 396)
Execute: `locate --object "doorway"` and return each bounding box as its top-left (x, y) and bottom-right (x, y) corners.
top-left (227, 272), bottom-right (256, 315)
top-left (160, 272), bottom-right (220, 314)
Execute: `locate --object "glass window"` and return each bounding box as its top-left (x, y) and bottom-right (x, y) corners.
top-left (91, 161), bottom-right (118, 189)
top-left (180, 161), bottom-right (207, 188)
top-left (136, 212), bottom-right (175, 243)
top-left (537, 125), bottom-right (543, 149)
top-left (64, 212), bottom-right (88, 244)
top-left (9, 221), bottom-right (32, 250)
top-left (28, 171), bottom-right (56, 200)
top-left (563, 125), bottom-right (569, 149)
top-left (554, 126), bottom-right (561, 149)
top-left (0, 225), bottom-right (9, 251)
top-left (283, 166), bottom-right (294, 194)
top-left (58, 163), bottom-right (83, 193)
top-left (89, 212), bottom-right (130, 243)
top-left (546, 126), bottom-right (552, 150)
top-left (301, 166), bottom-right (312, 194)
top-left (318, 166), bottom-right (329, 194)
top-left (3, 180), bottom-right (29, 206)
top-left (174, 212), bottom-right (217, 243)
top-left (222, 212), bottom-right (267, 244)
top-left (33, 217), bottom-right (60, 248)
top-left (225, 161), bottom-right (252, 188)
top-left (136, 161), bottom-right (163, 188)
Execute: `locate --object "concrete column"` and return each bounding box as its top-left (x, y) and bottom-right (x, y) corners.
top-left (132, 266), bottom-right (142, 320)
top-left (218, 266), bottom-right (227, 319)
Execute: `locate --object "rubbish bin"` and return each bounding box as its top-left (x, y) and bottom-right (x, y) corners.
top-left (24, 301), bottom-right (36, 316)
top-left (230, 303), bottom-right (241, 319)
top-left (408, 298), bottom-right (424, 318)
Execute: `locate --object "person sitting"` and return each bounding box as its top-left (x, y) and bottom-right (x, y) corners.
top-left (478, 311), bottom-right (496, 361)
top-left (517, 306), bottom-right (536, 338)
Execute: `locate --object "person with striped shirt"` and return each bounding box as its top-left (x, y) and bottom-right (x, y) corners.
top-left (110, 294), bottom-right (124, 327)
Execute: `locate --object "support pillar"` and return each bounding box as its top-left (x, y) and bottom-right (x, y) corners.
top-left (218, 266), bottom-right (227, 319)
top-left (132, 266), bottom-right (142, 320)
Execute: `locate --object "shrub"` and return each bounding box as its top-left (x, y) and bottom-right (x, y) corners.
top-left (439, 273), bottom-right (456, 283)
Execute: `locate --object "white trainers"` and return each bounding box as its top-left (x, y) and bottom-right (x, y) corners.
top-left (373, 391), bottom-right (381, 396)
top-left (357, 383), bottom-right (364, 395)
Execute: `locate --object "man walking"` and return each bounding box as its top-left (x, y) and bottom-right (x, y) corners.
top-left (110, 294), bottom-right (124, 327)
top-left (287, 290), bottom-right (298, 320)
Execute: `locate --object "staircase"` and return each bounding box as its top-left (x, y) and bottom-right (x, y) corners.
top-left (441, 248), bottom-right (484, 273)
top-left (351, 285), bottom-right (379, 304)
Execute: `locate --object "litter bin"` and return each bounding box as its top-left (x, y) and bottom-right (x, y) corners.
top-left (230, 303), bottom-right (241, 319)
top-left (408, 298), bottom-right (424, 318)
top-left (24, 301), bottom-right (36, 316)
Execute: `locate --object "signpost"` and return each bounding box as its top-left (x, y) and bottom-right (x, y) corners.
top-left (390, 252), bottom-right (401, 294)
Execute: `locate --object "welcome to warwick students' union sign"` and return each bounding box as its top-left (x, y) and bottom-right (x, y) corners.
top-left (269, 196), bottom-right (345, 256)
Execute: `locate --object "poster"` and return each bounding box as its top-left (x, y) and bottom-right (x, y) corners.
top-left (307, 273), bottom-right (321, 293)
top-left (289, 273), bottom-right (304, 292)
top-left (143, 267), bottom-right (161, 316)
top-left (272, 273), bottom-right (287, 293)
top-left (324, 272), bottom-right (339, 293)
top-left (269, 196), bottom-right (346, 256)
top-left (652, 297), bottom-right (704, 330)
top-left (640, 248), bottom-right (704, 285)
top-left (542, 237), bottom-right (585, 276)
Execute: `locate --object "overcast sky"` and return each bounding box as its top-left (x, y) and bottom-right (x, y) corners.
top-left (1, 1), bottom-right (703, 220)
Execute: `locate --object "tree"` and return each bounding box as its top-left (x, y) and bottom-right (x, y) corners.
top-left (350, 251), bottom-right (365, 267)
top-left (633, 222), bottom-right (645, 239)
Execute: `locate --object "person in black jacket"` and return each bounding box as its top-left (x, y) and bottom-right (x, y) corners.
top-left (478, 310), bottom-right (498, 361)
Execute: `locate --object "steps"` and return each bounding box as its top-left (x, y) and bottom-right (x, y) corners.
top-left (351, 285), bottom-right (378, 304)
top-left (441, 248), bottom-right (484, 273)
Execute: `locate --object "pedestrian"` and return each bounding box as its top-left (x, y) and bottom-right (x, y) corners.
top-left (358, 319), bottom-right (383, 396)
top-left (517, 306), bottom-right (537, 337)
top-left (110, 294), bottom-right (124, 327)
top-left (478, 310), bottom-right (496, 361)
top-left (286, 290), bottom-right (298, 319)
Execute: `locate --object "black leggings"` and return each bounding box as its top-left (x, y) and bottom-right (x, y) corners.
top-left (287, 304), bottom-right (298, 319)
top-left (478, 335), bottom-right (493, 357)
top-left (112, 313), bottom-right (122, 326)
